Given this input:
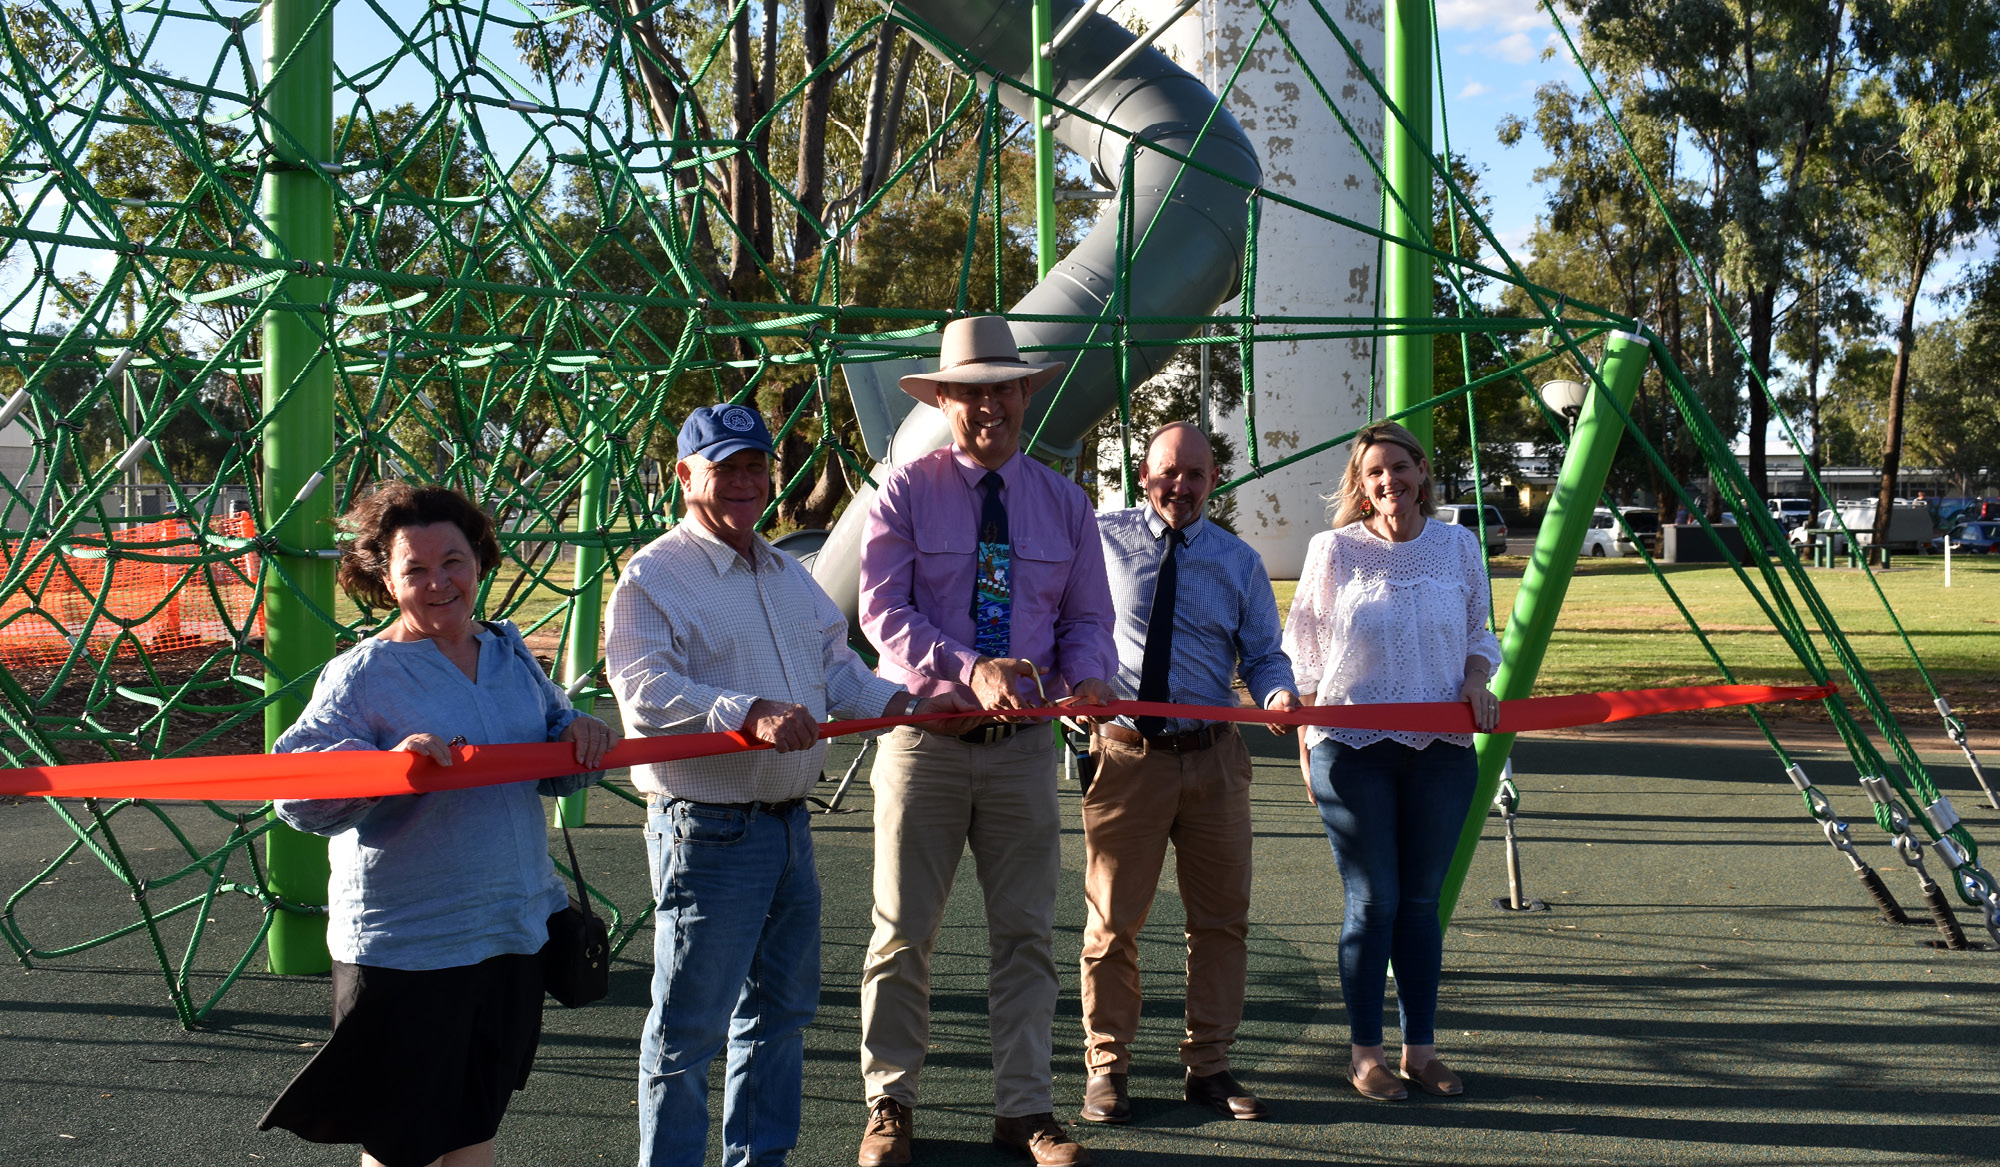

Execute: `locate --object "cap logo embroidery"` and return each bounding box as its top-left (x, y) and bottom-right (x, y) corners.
top-left (720, 406), bottom-right (756, 432)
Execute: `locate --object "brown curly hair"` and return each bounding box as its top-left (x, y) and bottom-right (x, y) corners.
top-left (336, 483), bottom-right (502, 610)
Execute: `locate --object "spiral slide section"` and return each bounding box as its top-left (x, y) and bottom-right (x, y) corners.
top-left (812, 0), bottom-right (1262, 623)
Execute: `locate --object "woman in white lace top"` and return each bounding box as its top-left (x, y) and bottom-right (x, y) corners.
top-left (1281, 421), bottom-right (1503, 1104)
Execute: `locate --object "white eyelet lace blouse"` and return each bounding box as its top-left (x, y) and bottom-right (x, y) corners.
top-left (1281, 517), bottom-right (1504, 750)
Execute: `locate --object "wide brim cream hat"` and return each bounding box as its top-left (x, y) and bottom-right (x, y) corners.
top-left (897, 315), bottom-right (1066, 406)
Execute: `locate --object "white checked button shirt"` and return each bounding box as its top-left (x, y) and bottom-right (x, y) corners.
top-left (605, 520), bottom-right (904, 803)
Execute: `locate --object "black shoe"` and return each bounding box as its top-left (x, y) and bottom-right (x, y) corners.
top-left (1079, 1073), bottom-right (1130, 1124)
top-left (1185, 1068), bottom-right (1269, 1120)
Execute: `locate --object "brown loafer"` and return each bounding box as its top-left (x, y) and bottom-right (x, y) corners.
top-left (993, 1112), bottom-right (1091, 1165)
top-left (1348, 1062), bottom-right (1408, 1101)
top-left (858, 1096), bottom-right (912, 1166)
top-left (1079, 1073), bottom-right (1130, 1124)
top-left (1401, 1057), bottom-right (1464, 1097)
top-left (1184, 1068), bottom-right (1269, 1120)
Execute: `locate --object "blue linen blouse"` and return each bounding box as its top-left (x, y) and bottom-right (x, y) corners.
top-left (271, 620), bottom-right (600, 971)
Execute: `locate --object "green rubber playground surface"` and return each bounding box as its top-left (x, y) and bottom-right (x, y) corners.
top-left (3, 726), bottom-right (1994, 1166)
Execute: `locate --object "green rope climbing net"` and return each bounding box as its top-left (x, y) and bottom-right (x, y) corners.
top-left (0, 0), bottom-right (1991, 1028)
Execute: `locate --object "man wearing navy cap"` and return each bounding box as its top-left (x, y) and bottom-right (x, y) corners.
top-left (606, 402), bottom-right (976, 1167)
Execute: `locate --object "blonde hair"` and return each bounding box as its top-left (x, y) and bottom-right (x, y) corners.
top-left (1327, 421), bottom-right (1437, 528)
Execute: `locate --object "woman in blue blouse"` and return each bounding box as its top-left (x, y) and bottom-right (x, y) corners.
top-left (259, 484), bottom-right (619, 1167)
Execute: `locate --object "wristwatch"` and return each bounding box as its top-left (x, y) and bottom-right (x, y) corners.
top-left (896, 691), bottom-right (923, 718)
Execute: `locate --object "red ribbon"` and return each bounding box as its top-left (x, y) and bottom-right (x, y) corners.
top-left (0, 683), bottom-right (1833, 803)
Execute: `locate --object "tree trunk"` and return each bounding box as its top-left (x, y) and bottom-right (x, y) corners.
top-left (622, 0), bottom-right (717, 259)
top-left (858, 28), bottom-right (898, 200)
top-left (1804, 276), bottom-right (1825, 479)
top-left (1746, 283), bottom-right (1775, 499)
top-left (1875, 281), bottom-right (1921, 547)
top-left (728, 6), bottom-right (759, 299)
top-left (792, 0), bottom-right (833, 261)
top-left (753, 0), bottom-right (777, 265)
top-left (879, 41), bottom-right (920, 193)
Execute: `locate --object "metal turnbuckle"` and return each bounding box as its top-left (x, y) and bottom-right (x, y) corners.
top-left (1490, 765), bottom-right (1547, 913)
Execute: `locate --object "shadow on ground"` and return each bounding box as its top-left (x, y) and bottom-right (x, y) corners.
top-left (2, 732), bottom-right (1996, 1164)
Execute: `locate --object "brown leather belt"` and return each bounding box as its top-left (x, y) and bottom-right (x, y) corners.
top-left (1096, 721), bottom-right (1234, 754)
top-left (653, 795), bottom-right (807, 817)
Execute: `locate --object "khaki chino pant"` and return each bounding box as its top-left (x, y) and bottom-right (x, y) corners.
top-left (859, 722), bottom-right (1061, 1118)
top-left (1079, 726), bottom-right (1253, 1078)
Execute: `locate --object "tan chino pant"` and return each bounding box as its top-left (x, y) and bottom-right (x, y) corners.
top-left (859, 722), bottom-right (1061, 1118)
top-left (1079, 726), bottom-right (1253, 1078)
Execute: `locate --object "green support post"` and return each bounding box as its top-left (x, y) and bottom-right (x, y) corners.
top-left (1437, 329), bottom-right (1653, 926)
top-left (1031, 0), bottom-right (1058, 279)
top-left (260, 0), bottom-right (335, 975)
top-left (555, 397), bottom-right (611, 828)
top-left (1382, 0), bottom-right (1433, 453)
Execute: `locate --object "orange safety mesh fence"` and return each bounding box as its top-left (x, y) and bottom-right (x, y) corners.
top-left (0, 511), bottom-right (264, 668)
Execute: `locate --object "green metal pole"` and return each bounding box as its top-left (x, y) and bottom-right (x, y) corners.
top-left (555, 397), bottom-right (610, 828)
top-left (1382, 0), bottom-right (1434, 454)
top-left (1031, 0), bottom-right (1058, 279)
top-left (260, 0), bottom-right (335, 976)
top-left (1437, 329), bottom-right (1653, 926)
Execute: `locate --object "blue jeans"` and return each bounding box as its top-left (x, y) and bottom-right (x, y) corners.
top-left (639, 799), bottom-right (819, 1167)
top-left (1308, 738), bottom-right (1476, 1047)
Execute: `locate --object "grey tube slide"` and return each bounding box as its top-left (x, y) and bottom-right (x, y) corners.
top-left (812, 0), bottom-right (1261, 625)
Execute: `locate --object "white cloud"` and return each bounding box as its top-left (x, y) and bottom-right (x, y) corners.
top-left (1436, 0), bottom-right (1546, 34)
top-left (1493, 223), bottom-right (1537, 265)
top-left (1486, 32), bottom-right (1537, 64)
top-left (1459, 81), bottom-right (1492, 98)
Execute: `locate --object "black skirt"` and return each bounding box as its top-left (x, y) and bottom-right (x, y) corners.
top-left (259, 946), bottom-right (548, 1167)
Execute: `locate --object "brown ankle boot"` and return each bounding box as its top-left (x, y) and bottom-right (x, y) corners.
top-left (858, 1097), bottom-right (912, 1166)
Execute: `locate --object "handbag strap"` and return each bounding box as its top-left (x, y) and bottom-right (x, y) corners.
top-left (557, 818), bottom-right (598, 925)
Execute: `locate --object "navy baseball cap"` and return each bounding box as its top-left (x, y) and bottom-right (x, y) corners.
top-left (677, 403), bottom-right (776, 462)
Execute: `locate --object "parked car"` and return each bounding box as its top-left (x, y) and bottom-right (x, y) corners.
top-left (1436, 504), bottom-right (1508, 555)
top-left (1768, 498), bottom-right (1815, 530)
top-left (1792, 499), bottom-right (1936, 554)
top-left (1957, 499), bottom-right (2000, 524)
top-left (1580, 507), bottom-right (1659, 557)
top-left (1934, 522), bottom-right (2000, 555)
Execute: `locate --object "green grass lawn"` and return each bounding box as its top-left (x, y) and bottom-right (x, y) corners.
top-left (1272, 551), bottom-right (2000, 726)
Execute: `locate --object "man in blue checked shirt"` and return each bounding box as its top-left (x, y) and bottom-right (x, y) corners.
top-left (1078, 421), bottom-right (1299, 1127)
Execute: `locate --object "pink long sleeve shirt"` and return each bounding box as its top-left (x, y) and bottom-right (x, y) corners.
top-left (859, 446), bottom-right (1117, 701)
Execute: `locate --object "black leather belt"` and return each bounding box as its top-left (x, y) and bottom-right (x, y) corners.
top-left (957, 723), bottom-right (1018, 746)
top-left (655, 795), bottom-right (806, 817)
top-left (1097, 721), bottom-right (1234, 754)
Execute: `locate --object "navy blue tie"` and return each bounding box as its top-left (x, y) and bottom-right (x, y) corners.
top-left (1135, 527), bottom-right (1183, 739)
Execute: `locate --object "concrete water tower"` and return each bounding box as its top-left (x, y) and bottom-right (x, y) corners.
top-left (1131, 0), bottom-right (1383, 578)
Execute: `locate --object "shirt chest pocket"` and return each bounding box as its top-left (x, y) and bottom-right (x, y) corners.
top-left (915, 525), bottom-right (975, 555)
top-left (1012, 533), bottom-right (1071, 567)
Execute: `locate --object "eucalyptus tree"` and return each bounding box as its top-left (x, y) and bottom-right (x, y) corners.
top-left (1849, 0), bottom-right (2000, 541)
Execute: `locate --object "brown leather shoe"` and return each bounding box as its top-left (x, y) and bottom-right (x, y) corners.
top-left (1079, 1073), bottom-right (1130, 1124)
top-left (1348, 1062), bottom-right (1409, 1101)
top-left (1184, 1068), bottom-right (1269, 1120)
top-left (1401, 1057), bottom-right (1464, 1097)
top-left (858, 1097), bottom-right (912, 1167)
top-left (992, 1113), bottom-right (1091, 1165)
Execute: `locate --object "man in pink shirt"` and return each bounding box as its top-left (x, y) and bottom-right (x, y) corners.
top-left (855, 316), bottom-right (1117, 1167)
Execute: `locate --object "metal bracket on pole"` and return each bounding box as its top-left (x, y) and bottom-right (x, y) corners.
top-left (1042, 0), bottom-right (1200, 130)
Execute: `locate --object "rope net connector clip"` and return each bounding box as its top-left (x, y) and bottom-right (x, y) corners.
top-left (113, 437), bottom-right (152, 475)
top-left (0, 387), bottom-right (33, 429)
top-left (1924, 796), bottom-right (1962, 836)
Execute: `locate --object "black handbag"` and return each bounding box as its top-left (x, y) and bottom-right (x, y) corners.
top-left (543, 820), bottom-right (609, 1008)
